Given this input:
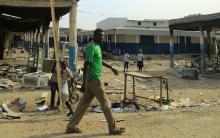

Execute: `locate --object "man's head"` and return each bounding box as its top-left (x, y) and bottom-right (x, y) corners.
top-left (93, 28), bottom-right (104, 44)
top-left (60, 61), bottom-right (67, 70)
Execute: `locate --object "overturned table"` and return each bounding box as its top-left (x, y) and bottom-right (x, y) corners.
top-left (123, 72), bottom-right (169, 106)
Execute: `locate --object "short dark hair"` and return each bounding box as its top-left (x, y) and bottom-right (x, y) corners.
top-left (60, 61), bottom-right (67, 69)
top-left (94, 28), bottom-right (103, 37)
top-left (94, 28), bottom-right (103, 43)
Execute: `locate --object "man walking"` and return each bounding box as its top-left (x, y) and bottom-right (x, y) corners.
top-left (66, 28), bottom-right (125, 135)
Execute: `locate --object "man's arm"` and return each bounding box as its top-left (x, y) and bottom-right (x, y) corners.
top-left (80, 61), bottom-right (90, 92)
top-left (102, 61), bottom-right (119, 75)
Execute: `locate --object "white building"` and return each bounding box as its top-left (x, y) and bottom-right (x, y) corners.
top-left (79, 18), bottom-right (202, 54)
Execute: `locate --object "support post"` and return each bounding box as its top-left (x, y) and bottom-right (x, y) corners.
top-left (136, 35), bottom-right (139, 52)
top-left (213, 28), bottom-right (218, 56)
top-left (114, 31), bottom-right (117, 50)
top-left (157, 35), bottom-right (160, 54)
top-left (160, 79), bottom-right (162, 106)
top-left (44, 28), bottom-right (49, 58)
top-left (132, 76), bottom-right (135, 99)
top-left (169, 29), bottom-right (174, 67)
top-left (200, 27), bottom-right (206, 73)
top-left (69, 0), bottom-right (78, 71)
top-left (206, 30), bottom-right (212, 59)
top-left (50, 0), bottom-right (64, 112)
top-left (124, 74), bottom-right (127, 100)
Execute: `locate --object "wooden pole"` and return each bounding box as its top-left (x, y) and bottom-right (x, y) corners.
top-left (69, 0), bottom-right (78, 71)
top-left (50, 0), bottom-right (64, 112)
top-left (169, 29), bottom-right (174, 67)
top-left (159, 79), bottom-right (162, 106)
top-left (124, 74), bottom-right (127, 100)
top-left (132, 76), bottom-right (135, 99)
top-left (199, 27), bottom-right (206, 73)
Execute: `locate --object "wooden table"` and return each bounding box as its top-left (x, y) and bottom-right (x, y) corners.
top-left (124, 72), bottom-right (169, 106)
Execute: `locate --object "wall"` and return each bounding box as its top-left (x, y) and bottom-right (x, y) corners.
top-left (103, 35), bottom-right (200, 54)
top-left (116, 35), bottom-right (137, 43)
top-left (126, 20), bottom-right (169, 28)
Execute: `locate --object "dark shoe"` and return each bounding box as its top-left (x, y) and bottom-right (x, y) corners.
top-left (49, 106), bottom-right (55, 110)
top-left (109, 127), bottom-right (125, 135)
top-left (66, 127), bottom-right (82, 134)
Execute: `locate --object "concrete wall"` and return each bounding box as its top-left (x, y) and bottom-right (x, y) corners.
top-left (116, 35), bottom-right (137, 43)
top-left (126, 20), bottom-right (169, 28)
top-left (103, 34), bottom-right (200, 54)
top-left (191, 36), bottom-right (200, 43)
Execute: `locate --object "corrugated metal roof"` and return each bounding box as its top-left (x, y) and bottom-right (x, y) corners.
top-left (0, 0), bottom-right (74, 32)
top-left (169, 12), bottom-right (220, 31)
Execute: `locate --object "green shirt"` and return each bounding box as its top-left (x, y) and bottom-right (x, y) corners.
top-left (85, 43), bottom-right (102, 80)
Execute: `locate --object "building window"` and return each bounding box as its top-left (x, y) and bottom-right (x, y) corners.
top-left (138, 21), bottom-right (141, 26)
top-left (153, 22), bottom-right (157, 26)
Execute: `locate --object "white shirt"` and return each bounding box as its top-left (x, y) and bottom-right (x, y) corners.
top-left (124, 53), bottom-right (129, 62)
top-left (137, 53), bottom-right (144, 61)
top-left (61, 67), bottom-right (73, 84)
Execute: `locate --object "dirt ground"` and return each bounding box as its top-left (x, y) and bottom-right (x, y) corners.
top-left (1, 57), bottom-right (220, 138)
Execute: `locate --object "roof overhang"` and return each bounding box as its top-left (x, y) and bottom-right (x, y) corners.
top-left (0, 0), bottom-right (72, 8)
top-left (0, 0), bottom-right (73, 32)
top-left (78, 27), bottom-right (201, 37)
top-left (169, 12), bottom-right (220, 31)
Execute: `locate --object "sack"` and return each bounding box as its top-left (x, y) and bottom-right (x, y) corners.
top-left (62, 80), bottom-right (69, 102)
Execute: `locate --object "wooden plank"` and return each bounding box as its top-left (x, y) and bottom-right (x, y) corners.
top-left (50, 0), bottom-right (64, 112)
top-left (125, 72), bottom-right (164, 79)
top-left (124, 74), bottom-right (127, 100)
top-left (132, 76), bottom-right (135, 98)
top-left (159, 79), bottom-right (162, 106)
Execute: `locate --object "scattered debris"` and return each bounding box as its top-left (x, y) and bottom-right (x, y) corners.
top-left (168, 67), bottom-right (199, 80)
top-left (35, 92), bottom-right (49, 111)
top-left (0, 79), bottom-right (22, 89)
top-left (1, 98), bottom-right (26, 113)
top-left (0, 99), bottom-right (25, 120)
top-left (145, 106), bottom-right (158, 111)
top-left (1, 112), bottom-right (21, 119)
top-left (38, 105), bottom-right (49, 111)
top-left (22, 72), bottom-right (49, 88)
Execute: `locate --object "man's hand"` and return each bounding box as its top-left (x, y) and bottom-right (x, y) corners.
top-left (111, 67), bottom-right (119, 76)
top-left (80, 84), bottom-right (85, 93)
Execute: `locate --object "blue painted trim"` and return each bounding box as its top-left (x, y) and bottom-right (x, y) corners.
top-left (102, 42), bottom-right (201, 54)
top-left (69, 46), bottom-right (78, 71)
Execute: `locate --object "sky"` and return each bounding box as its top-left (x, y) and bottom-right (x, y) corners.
top-left (59, 0), bottom-right (220, 30)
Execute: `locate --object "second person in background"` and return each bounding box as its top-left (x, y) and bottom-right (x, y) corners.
top-left (123, 51), bottom-right (129, 72)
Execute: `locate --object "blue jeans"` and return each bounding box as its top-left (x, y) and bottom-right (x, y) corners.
top-left (50, 81), bottom-right (59, 107)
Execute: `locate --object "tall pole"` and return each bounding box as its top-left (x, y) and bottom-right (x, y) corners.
top-left (157, 35), bottom-right (160, 54)
top-left (114, 32), bottom-right (117, 50)
top-left (50, 0), bottom-right (64, 112)
top-left (136, 35), bottom-right (139, 51)
top-left (44, 27), bottom-right (49, 58)
top-left (169, 29), bottom-right (174, 67)
top-left (200, 27), bottom-right (206, 73)
top-left (69, 0), bottom-right (78, 71)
